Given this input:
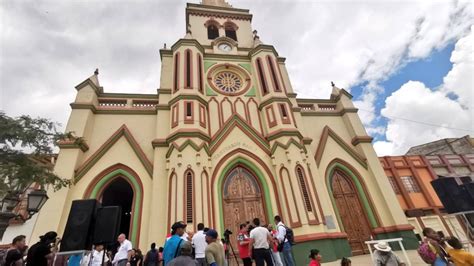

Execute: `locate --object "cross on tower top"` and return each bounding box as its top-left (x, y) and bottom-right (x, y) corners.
top-left (202, 0), bottom-right (232, 7)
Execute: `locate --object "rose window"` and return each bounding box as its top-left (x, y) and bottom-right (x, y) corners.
top-left (213, 72), bottom-right (243, 93)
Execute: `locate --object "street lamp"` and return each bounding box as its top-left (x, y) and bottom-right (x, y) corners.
top-left (27, 189), bottom-right (49, 215)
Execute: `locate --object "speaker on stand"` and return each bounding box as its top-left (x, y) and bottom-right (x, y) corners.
top-left (61, 199), bottom-right (100, 252)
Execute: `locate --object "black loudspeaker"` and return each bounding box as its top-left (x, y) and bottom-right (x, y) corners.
top-left (93, 206), bottom-right (122, 244)
top-left (431, 177), bottom-right (474, 214)
top-left (463, 182), bottom-right (474, 200)
top-left (61, 199), bottom-right (99, 251)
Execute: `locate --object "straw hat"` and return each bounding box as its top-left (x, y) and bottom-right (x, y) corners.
top-left (374, 241), bottom-right (391, 252)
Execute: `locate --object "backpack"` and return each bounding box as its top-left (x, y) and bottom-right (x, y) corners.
top-left (278, 225), bottom-right (295, 245)
top-left (417, 241), bottom-right (437, 264)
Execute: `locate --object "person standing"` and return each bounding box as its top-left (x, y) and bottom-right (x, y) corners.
top-left (373, 242), bottom-right (405, 266)
top-left (163, 222), bottom-right (187, 265)
top-left (192, 223), bottom-right (207, 266)
top-left (26, 231), bottom-right (57, 266)
top-left (267, 224), bottom-right (283, 266)
top-left (446, 236), bottom-right (474, 266)
top-left (308, 249), bottom-right (322, 266)
top-left (249, 218), bottom-right (274, 266)
top-left (144, 243), bottom-right (159, 266)
top-left (168, 241), bottom-right (198, 266)
top-left (237, 223), bottom-right (252, 266)
top-left (83, 244), bottom-right (109, 266)
top-left (4, 235), bottom-right (26, 266)
top-left (204, 229), bottom-right (225, 266)
top-left (112, 233), bottom-right (133, 266)
top-left (274, 215), bottom-right (295, 266)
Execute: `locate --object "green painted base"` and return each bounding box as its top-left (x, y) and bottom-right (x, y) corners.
top-left (374, 230), bottom-right (419, 250)
top-left (292, 238), bottom-right (351, 265)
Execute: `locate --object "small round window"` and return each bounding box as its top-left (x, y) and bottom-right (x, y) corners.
top-left (214, 71), bottom-right (243, 94)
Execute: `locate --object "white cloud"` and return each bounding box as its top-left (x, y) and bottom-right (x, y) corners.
top-left (0, 0), bottom-right (472, 135)
top-left (374, 26), bottom-right (473, 156)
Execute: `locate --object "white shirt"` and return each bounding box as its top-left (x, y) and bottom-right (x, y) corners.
top-left (113, 239), bottom-right (132, 262)
top-left (250, 226), bottom-right (270, 249)
top-left (192, 230), bottom-right (208, 258)
top-left (82, 250), bottom-right (109, 266)
top-left (276, 222), bottom-right (288, 243)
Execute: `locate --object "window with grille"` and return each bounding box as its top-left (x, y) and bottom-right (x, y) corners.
top-left (185, 50), bottom-right (192, 88)
top-left (208, 25), bottom-right (219, 39)
top-left (198, 54), bottom-right (203, 93)
top-left (387, 176), bottom-right (400, 194)
top-left (296, 166), bottom-right (312, 212)
top-left (225, 29), bottom-right (237, 41)
top-left (401, 176), bottom-right (420, 193)
top-left (267, 56), bottom-right (281, 92)
top-left (256, 59), bottom-right (268, 95)
top-left (186, 102), bottom-right (192, 117)
top-left (186, 171), bottom-right (193, 223)
top-left (173, 53), bottom-right (180, 92)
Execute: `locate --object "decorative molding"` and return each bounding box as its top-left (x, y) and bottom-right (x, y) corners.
top-left (266, 129), bottom-right (304, 142)
top-left (169, 94), bottom-right (209, 107)
top-left (258, 97), bottom-right (292, 110)
top-left (158, 88), bottom-right (172, 94)
top-left (210, 114), bottom-right (270, 154)
top-left (74, 125), bottom-right (153, 180)
top-left (186, 7), bottom-right (252, 22)
top-left (315, 126), bottom-right (367, 168)
top-left (300, 108), bottom-right (358, 116)
top-left (270, 138), bottom-right (307, 155)
top-left (99, 92), bottom-right (157, 99)
top-left (75, 78), bottom-right (103, 94)
top-left (351, 136), bottom-right (373, 146)
top-left (249, 44), bottom-right (280, 58)
top-left (58, 139), bottom-right (89, 152)
top-left (294, 232), bottom-right (348, 243)
top-left (70, 103), bottom-right (158, 115)
top-left (156, 129), bottom-right (211, 146)
top-left (372, 224), bottom-right (415, 234)
top-left (170, 39), bottom-right (205, 54)
top-left (166, 140), bottom-right (211, 158)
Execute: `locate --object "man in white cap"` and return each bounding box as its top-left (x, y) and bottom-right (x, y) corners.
top-left (373, 241), bottom-right (405, 266)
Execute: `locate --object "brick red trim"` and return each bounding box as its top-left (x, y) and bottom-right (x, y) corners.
top-left (266, 55), bottom-right (282, 92)
top-left (306, 165), bottom-right (326, 224)
top-left (278, 103), bottom-right (291, 124)
top-left (384, 157), bottom-right (416, 209)
top-left (172, 104), bottom-right (179, 128)
top-left (173, 52), bottom-right (180, 92)
top-left (372, 224), bottom-right (415, 234)
top-left (279, 167), bottom-right (302, 228)
top-left (197, 54), bottom-right (204, 93)
top-left (183, 169), bottom-right (196, 231)
top-left (275, 60), bottom-right (288, 95)
top-left (184, 101), bottom-right (194, 124)
top-left (184, 49), bottom-right (193, 89)
top-left (265, 105), bottom-right (277, 128)
top-left (295, 164), bottom-right (319, 225)
top-left (255, 58), bottom-right (269, 95)
top-left (199, 104), bottom-right (206, 128)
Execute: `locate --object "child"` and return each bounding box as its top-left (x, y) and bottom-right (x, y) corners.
top-left (308, 249), bottom-right (322, 266)
top-left (341, 257), bottom-right (351, 266)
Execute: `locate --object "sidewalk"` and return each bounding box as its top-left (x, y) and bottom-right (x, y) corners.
top-left (322, 250), bottom-right (427, 265)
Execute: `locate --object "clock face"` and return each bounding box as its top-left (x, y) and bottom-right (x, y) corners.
top-left (218, 43), bottom-right (232, 52)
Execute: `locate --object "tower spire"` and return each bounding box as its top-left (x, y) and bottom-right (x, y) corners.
top-left (202, 0), bottom-right (232, 7)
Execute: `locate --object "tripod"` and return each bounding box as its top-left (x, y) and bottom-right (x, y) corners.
top-left (224, 234), bottom-right (239, 265)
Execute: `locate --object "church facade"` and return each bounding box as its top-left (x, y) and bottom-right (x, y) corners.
top-left (30, 0), bottom-right (417, 263)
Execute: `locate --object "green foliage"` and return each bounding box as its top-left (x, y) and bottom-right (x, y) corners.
top-left (0, 112), bottom-right (71, 199)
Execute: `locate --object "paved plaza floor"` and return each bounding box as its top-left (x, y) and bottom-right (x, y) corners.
top-left (322, 250), bottom-right (427, 265)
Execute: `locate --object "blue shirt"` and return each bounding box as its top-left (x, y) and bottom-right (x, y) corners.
top-left (163, 235), bottom-right (184, 265)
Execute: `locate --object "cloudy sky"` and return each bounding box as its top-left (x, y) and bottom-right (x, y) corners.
top-left (1, 0), bottom-right (473, 156)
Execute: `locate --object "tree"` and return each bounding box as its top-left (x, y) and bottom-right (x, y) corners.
top-left (0, 112), bottom-right (71, 200)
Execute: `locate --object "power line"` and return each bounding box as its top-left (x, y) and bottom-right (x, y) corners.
top-left (358, 108), bottom-right (474, 133)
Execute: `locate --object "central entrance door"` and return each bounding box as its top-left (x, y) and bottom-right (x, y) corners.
top-left (101, 177), bottom-right (133, 238)
top-left (332, 170), bottom-right (372, 255)
top-left (222, 166), bottom-right (266, 255)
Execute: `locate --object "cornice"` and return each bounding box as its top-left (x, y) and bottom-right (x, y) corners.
top-left (98, 92), bottom-right (157, 99)
top-left (75, 78), bottom-right (103, 94)
top-left (270, 138), bottom-right (307, 155)
top-left (70, 103), bottom-right (158, 115)
top-left (258, 97), bottom-right (292, 110)
top-left (57, 139), bottom-right (89, 152)
top-left (168, 94), bottom-right (209, 107)
top-left (186, 6), bottom-right (252, 22)
top-left (186, 3), bottom-right (250, 13)
top-left (156, 104), bottom-right (170, 110)
top-left (249, 44), bottom-right (280, 58)
top-left (204, 53), bottom-right (250, 61)
top-left (158, 129), bottom-right (211, 146)
top-left (351, 136), bottom-right (373, 146)
top-left (160, 49), bottom-right (173, 60)
top-left (287, 93), bottom-right (297, 98)
top-left (158, 88), bottom-right (172, 94)
top-left (300, 108), bottom-right (358, 117)
top-left (170, 39), bottom-right (205, 54)
top-left (277, 57), bottom-right (286, 63)
top-left (266, 129), bottom-right (304, 142)
top-left (166, 139), bottom-right (211, 158)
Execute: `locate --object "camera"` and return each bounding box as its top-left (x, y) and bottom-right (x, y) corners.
top-left (224, 229), bottom-right (233, 237)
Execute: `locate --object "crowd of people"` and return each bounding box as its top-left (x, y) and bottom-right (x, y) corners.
top-left (3, 223), bottom-right (473, 265)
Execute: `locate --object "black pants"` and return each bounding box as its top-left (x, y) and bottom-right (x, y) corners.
top-left (253, 248), bottom-right (274, 266)
top-left (242, 257), bottom-right (252, 266)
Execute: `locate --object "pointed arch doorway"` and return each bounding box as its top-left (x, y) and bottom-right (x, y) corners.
top-left (222, 166), bottom-right (267, 253)
top-left (331, 169), bottom-right (372, 255)
top-left (100, 177), bottom-right (133, 237)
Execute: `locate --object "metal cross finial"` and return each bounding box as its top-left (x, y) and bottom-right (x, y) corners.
top-left (94, 68), bottom-right (99, 75)
top-left (331, 81), bottom-right (335, 87)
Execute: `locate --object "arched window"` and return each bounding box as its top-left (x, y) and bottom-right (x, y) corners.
top-left (185, 171), bottom-right (194, 223)
top-left (207, 25), bottom-right (219, 39)
top-left (267, 56), bottom-right (281, 92)
top-left (185, 49), bottom-right (192, 88)
top-left (197, 54), bottom-right (203, 93)
top-left (224, 21), bottom-right (238, 41)
top-left (256, 58), bottom-right (268, 95)
top-left (296, 166), bottom-right (312, 212)
top-left (173, 52), bottom-right (180, 92)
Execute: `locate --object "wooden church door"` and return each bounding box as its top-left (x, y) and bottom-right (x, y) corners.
top-left (222, 166), bottom-right (266, 256)
top-left (332, 170), bottom-right (372, 255)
